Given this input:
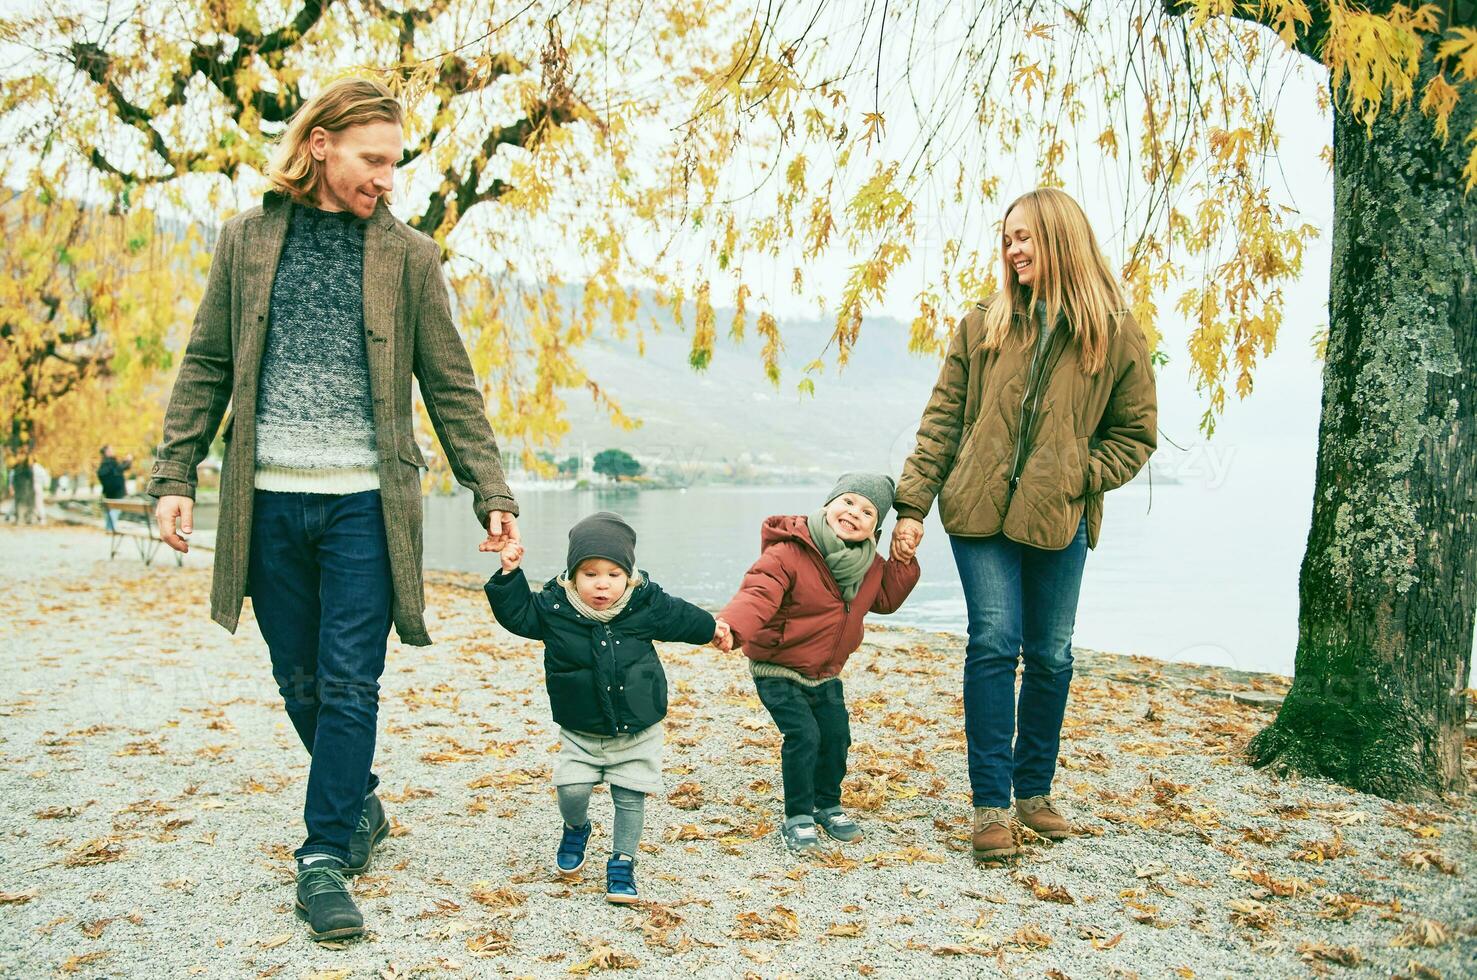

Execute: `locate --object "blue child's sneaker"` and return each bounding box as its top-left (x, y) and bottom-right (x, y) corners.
top-left (814, 806), bottom-right (863, 843)
top-left (605, 853), bottom-right (639, 904)
top-left (556, 821), bottom-right (592, 875)
top-left (781, 815), bottom-right (824, 855)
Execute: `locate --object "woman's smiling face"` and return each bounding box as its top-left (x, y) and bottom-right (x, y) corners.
top-left (1003, 205), bottom-right (1039, 288)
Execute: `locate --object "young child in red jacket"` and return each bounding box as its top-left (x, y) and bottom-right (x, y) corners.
top-left (717, 474), bottom-right (920, 854)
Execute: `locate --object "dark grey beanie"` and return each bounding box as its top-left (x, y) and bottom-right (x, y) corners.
top-left (567, 511), bottom-right (637, 575)
top-left (824, 472), bottom-right (896, 523)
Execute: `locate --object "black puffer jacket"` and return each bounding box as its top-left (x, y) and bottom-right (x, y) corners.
top-left (485, 569), bottom-right (715, 736)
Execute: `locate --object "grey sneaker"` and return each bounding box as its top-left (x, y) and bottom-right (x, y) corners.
top-left (781, 816), bottom-right (824, 855)
top-left (814, 806), bottom-right (863, 842)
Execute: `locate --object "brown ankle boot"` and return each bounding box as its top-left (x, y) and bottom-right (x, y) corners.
top-left (1015, 795), bottom-right (1072, 840)
top-left (972, 806), bottom-right (1017, 861)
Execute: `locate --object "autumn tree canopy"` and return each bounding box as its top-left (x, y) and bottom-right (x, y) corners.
top-left (0, 0), bottom-right (771, 472)
top-left (6, 1), bottom-right (1470, 464)
top-left (0, 171), bottom-right (198, 488)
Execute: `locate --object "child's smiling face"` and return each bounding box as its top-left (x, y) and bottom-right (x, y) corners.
top-left (823, 492), bottom-right (878, 543)
top-left (573, 557), bottom-right (629, 609)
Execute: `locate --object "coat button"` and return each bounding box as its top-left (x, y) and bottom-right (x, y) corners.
top-left (553, 603), bottom-right (560, 609)
top-left (600, 640), bottom-right (606, 646)
top-left (615, 640), bottom-right (620, 644)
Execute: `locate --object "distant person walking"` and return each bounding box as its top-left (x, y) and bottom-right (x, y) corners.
top-left (148, 78), bottom-right (520, 942)
top-left (891, 188), bottom-right (1157, 862)
top-left (96, 446), bottom-right (131, 532)
top-left (31, 461), bottom-right (49, 524)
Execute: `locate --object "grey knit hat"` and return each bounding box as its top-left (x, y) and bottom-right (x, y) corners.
top-left (824, 472), bottom-right (896, 524)
top-left (567, 511), bottom-right (637, 575)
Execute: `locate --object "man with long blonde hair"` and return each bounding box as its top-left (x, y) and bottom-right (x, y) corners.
top-left (148, 77), bottom-right (520, 941)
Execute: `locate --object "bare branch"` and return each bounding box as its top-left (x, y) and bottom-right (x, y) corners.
top-left (411, 101), bottom-right (583, 235)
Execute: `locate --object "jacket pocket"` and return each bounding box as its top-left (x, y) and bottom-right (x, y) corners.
top-left (623, 659), bottom-right (669, 724)
top-left (938, 422), bottom-right (979, 515)
top-left (546, 668), bottom-right (597, 723)
top-left (1070, 436), bottom-right (1091, 500)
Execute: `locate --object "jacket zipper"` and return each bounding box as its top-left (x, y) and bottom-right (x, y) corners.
top-left (802, 536), bottom-right (862, 674)
top-left (1008, 324), bottom-right (1064, 494)
top-left (603, 624), bottom-right (621, 732)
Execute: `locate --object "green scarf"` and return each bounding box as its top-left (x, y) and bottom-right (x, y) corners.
top-left (806, 509), bottom-right (876, 603)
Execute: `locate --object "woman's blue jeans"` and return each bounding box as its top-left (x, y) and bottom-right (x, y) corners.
top-left (950, 519), bottom-right (1087, 808)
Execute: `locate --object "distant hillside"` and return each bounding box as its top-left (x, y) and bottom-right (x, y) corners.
top-left (555, 313), bottom-right (943, 473)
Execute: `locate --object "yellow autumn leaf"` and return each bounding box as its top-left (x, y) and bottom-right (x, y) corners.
top-left (1436, 25), bottom-right (1477, 81)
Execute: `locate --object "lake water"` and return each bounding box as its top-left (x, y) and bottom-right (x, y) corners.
top-left (423, 478), bottom-right (1311, 677)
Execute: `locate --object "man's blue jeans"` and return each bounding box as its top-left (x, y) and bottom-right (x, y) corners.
top-left (950, 519), bottom-right (1087, 808)
top-left (249, 490), bottom-right (393, 863)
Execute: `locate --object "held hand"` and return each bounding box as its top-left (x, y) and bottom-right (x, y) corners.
top-left (890, 517), bottom-right (924, 562)
top-left (500, 540), bottom-right (525, 573)
top-left (712, 619), bottom-right (734, 652)
top-left (480, 511), bottom-right (520, 553)
top-left (156, 495), bottom-right (194, 554)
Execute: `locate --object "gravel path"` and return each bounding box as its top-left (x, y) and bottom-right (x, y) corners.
top-left (1, 525), bottom-right (1473, 978)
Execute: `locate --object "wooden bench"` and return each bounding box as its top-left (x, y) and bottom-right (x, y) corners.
top-left (102, 498), bottom-right (182, 567)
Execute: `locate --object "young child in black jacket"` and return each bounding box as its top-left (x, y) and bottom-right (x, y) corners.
top-left (485, 512), bottom-right (725, 903)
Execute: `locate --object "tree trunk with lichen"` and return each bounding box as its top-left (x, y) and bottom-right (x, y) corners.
top-left (1246, 44), bottom-right (1476, 800)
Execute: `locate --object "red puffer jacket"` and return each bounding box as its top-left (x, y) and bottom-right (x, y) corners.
top-left (719, 515), bottom-right (920, 680)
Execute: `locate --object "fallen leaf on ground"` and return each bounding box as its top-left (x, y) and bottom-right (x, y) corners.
top-left (470, 884), bottom-right (526, 909)
top-left (667, 781), bottom-right (704, 810)
top-left (1227, 898), bottom-right (1278, 932)
top-left (568, 943), bottom-right (639, 973)
top-left (1005, 925), bottom-right (1053, 951)
top-left (730, 906), bottom-right (799, 941)
top-left (1392, 919), bottom-right (1451, 949)
top-left (62, 838), bottom-right (125, 867)
top-left (1297, 942), bottom-right (1363, 967)
top-left (1018, 873), bottom-right (1075, 904)
top-left (465, 929), bottom-right (513, 956)
top-left (57, 951), bottom-right (112, 974)
top-left (1399, 849), bottom-right (1458, 875)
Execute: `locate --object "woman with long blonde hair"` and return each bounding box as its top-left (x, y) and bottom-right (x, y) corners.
top-left (891, 188), bottom-right (1157, 861)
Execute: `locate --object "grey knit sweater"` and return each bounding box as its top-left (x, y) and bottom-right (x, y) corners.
top-left (254, 204), bottom-right (379, 493)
